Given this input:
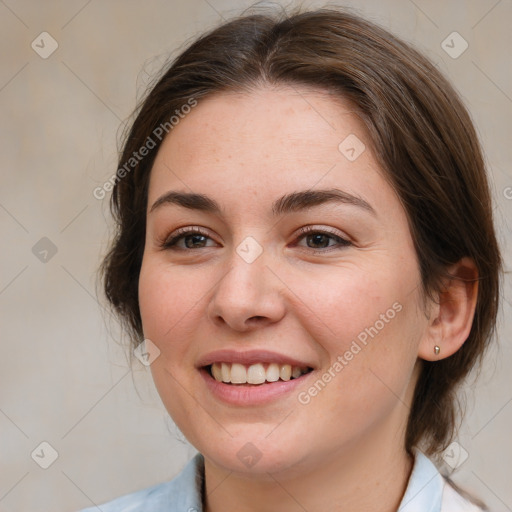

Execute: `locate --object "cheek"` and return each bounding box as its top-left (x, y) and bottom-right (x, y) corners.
top-left (138, 258), bottom-right (208, 342)
top-left (285, 262), bottom-right (403, 348)
top-left (138, 258), bottom-right (208, 428)
top-left (287, 258), bottom-right (423, 397)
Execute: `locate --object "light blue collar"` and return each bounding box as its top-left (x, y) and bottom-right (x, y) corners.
top-left (398, 449), bottom-right (444, 512)
top-left (81, 449), bottom-right (446, 511)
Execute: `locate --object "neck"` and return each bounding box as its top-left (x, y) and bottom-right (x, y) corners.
top-left (203, 429), bottom-right (414, 512)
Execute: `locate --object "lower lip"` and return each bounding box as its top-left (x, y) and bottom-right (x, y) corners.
top-left (199, 367), bottom-right (313, 406)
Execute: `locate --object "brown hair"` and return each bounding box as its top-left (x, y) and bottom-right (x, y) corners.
top-left (99, 6), bottom-right (501, 462)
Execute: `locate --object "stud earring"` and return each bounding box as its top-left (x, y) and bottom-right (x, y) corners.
top-left (434, 345), bottom-right (440, 356)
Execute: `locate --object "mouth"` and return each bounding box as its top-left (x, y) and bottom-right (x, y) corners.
top-left (196, 349), bottom-right (317, 404)
top-left (204, 362), bottom-right (314, 386)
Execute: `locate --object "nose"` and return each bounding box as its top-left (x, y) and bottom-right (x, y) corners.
top-left (207, 245), bottom-right (286, 332)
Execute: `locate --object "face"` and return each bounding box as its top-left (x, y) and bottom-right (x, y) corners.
top-left (138, 86), bottom-right (428, 477)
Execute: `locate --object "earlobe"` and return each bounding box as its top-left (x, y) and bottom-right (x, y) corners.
top-left (418, 257), bottom-right (479, 361)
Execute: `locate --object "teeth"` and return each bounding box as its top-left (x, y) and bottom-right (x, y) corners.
top-left (247, 363), bottom-right (266, 384)
top-left (221, 362), bottom-right (231, 383)
top-left (230, 363), bottom-right (246, 384)
top-left (209, 362), bottom-right (310, 384)
top-left (212, 362), bottom-right (223, 381)
top-left (280, 364), bottom-right (291, 381)
top-left (266, 363), bottom-right (280, 382)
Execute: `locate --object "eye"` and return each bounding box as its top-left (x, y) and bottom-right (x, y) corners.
top-left (159, 225), bottom-right (351, 253)
top-left (294, 226), bottom-right (351, 252)
top-left (159, 227), bottom-right (217, 250)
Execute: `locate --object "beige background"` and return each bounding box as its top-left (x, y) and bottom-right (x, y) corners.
top-left (0, 0), bottom-right (511, 510)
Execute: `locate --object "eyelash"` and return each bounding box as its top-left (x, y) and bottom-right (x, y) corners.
top-left (159, 225), bottom-right (351, 254)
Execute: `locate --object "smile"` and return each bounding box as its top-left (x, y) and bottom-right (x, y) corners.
top-left (208, 362), bottom-right (312, 385)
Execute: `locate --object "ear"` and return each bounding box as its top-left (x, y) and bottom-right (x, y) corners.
top-left (418, 257), bottom-right (478, 361)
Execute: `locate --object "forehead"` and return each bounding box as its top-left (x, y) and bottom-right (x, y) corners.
top-left (157, 85), bottom-right (365, 163)
top-left (147, 85), bottom-right (394, 215)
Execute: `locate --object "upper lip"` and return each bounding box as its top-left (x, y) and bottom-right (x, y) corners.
top-left (196, 349), bottom-right (315, 369)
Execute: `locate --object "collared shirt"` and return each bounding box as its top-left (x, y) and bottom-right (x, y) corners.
top-left (79, 449), bottom-right (484, 511)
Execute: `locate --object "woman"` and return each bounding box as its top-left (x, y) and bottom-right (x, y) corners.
top-left (84, 6), bottom-right (501, 511)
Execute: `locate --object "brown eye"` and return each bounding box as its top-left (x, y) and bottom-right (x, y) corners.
top-left (160, 228), bottom-right (216, 250)
top-left (295, 227), bottom-right (351, 252)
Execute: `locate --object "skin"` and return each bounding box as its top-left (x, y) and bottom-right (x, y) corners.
top-left (138, 85), bottom-right (478, 512)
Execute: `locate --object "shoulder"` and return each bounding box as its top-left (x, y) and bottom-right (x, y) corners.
top-left (78, 480), bottom-right (175, 512)
top-left (401, 449), bottom-right (487, 512)
top-left (441, 480), bottom-right (486, 512)
top-left (78, 453), bottom-right (204, 512)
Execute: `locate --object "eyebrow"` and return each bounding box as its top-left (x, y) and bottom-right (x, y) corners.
top-left (149, 188), bottom-right (376, 217)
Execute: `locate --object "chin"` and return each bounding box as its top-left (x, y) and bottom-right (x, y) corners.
top-left (196, 434), bottom-right (311, 477)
